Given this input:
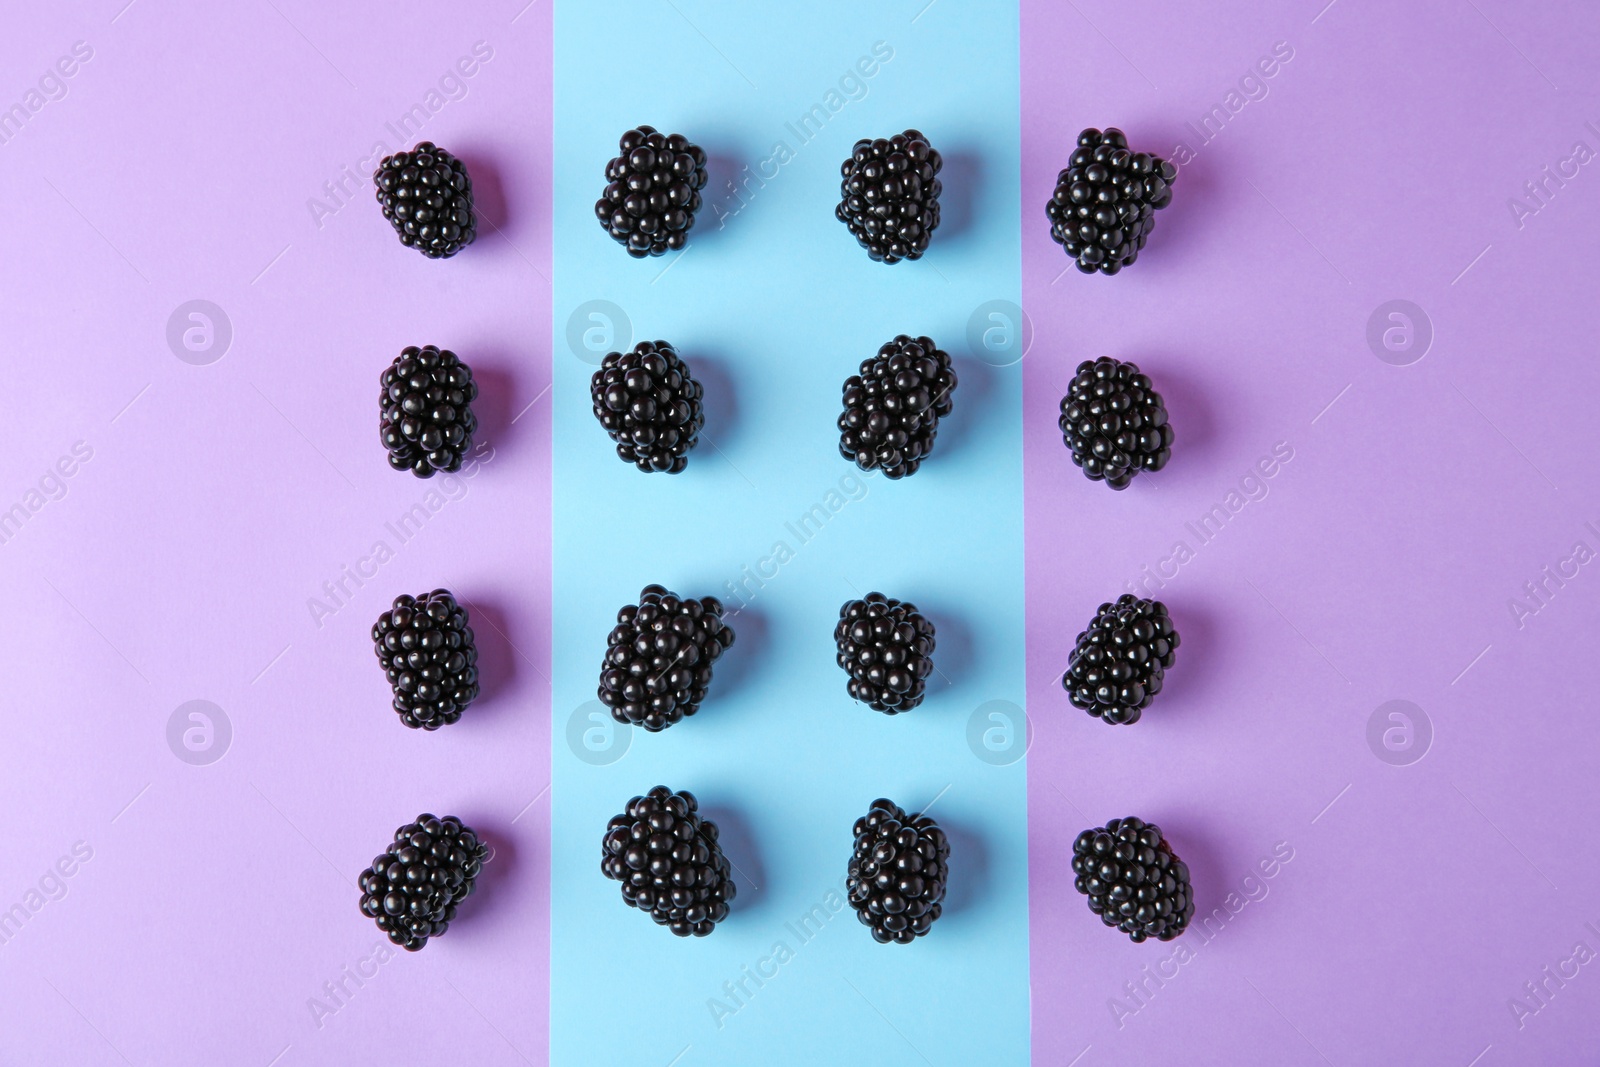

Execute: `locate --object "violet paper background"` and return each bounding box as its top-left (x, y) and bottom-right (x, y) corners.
top-left (1023, 1), bottom-right (1600, 1064)
top-left (0, 2), bottom-right (551, 1064)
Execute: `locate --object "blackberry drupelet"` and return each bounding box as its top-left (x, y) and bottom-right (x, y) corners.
top-left (1062, 595), bottom-right (1178, 725)
top-left (372, 590), bottom-right (480, 730)
top-left (601, 786), bottom-right (736, 936)
top-left (594, 126), bottom-right (709, 257)
top-left (591, 341), bottom-right (705, 474)
top-left (1071, 817), bottom-right (1193, 943)
top-left (599, 585), bottom-right (735, 732)
top-left (834, 593), bottom-right (936, 713)
top-left (838, 334), bottom-right (956, 479)
top-left (1046, 127), bottom-right (1176, 275)
top-left (835, 130), bottom-right (942, 263)
top-left (1059, 357), bottom-right (1173, 489)
top-left (373, 142), bottom-right (476, 259)
top-left (380, 345), bottom-right (479, 478)
top-left (847, 799), bottom-right (949, 944)
top-left (358, 814), bottom-right (488, 951)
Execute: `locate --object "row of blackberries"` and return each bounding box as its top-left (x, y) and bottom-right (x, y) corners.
top-left (364, 798), bottom-right (1188, 950)
top-left (374, 586), bottom-right (1179, 734)
top-left (369, 587), bottom-right (924, 732)
top-left (384, 340), bottom-right (1172, 491)
top-left (376, 127), bottom-right (1176, 274)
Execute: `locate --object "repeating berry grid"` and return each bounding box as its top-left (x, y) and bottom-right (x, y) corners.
top-left (550, 2), bottom-right (1027, 1065)
top-left (0, 2), bottom-right (553, 1065)
top-left (4, 0), bottom-right (1595, 1063)
top-left (1022, 1), bottom-right (1600, 1065)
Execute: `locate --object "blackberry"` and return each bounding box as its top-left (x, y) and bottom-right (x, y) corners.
top-left (838, 128), bottom-right (934, 262)
top-left (358, 814), bottom-right (488, 951)
top-left (1071, 817), bottom-right (1193, 942)
top-left (380, 345), bottom-right (478, 478)
top-left (372, 590), bottom-right (479, 730)
top-left (1061, 595), bottom-right (1178, 725)
top-left (598, 585), bottom-right (735, 732)
top-left (601, 786), bottom-right (735, 936)
top-left (1059, 358), bottom-right (1173, 489)
top-left (591, 341), bottom-right (705, 474)
top-left (372, 142), bottom-right (476, 259)
top-left (838, 334), bottom-right (956, 479)
top-left (834, 593), bottom-right (936, 713)
top-left (594, 126), bottom-right (708, 258)
top-left (1046, 128), bottom-right (1176, 275)
top-left (835, 130), bottom-right (942, 263)
top-left (847, 799), bottom-right (949, 944)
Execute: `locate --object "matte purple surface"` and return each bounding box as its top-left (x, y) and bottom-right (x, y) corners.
top-left (1023, 1), bottom-right (1600, 1063)
top-left (0, 3), bottom-right (551, 1064)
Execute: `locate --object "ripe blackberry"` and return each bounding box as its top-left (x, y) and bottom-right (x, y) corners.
top-left (847, 799), bottom-right (949, 944)
top-left (372, 142), bottom-right (476, 259)
top-left (835, 593), bottom-right (936, 713)
top-left (358, 814), bottom-right (488, 951)
top-left (838, 334), bottom-right (956, 479)
top-left (601, 786), bottom-right (736, 936)
top-left (1071, 817), bottom-right (1193, 943)
top-left (380, 345), bottom-right (479, 478)
top-left (594, 126), bottom-right (709, 258)
top-left (835, 130), bottom-right (942, 263)
top-left (598, 585), bottom-right (735, 732)
top-left (1061, 595), bottom-right (1178, 725)
top-left (591, 341), bottom-right (705, 474)
top-left (1059, 358), bottom-right (1173, 489)
top-left (372, 590), bottom-right (479, 730)
top-left (1046, 128), bottom-right (1176, 275)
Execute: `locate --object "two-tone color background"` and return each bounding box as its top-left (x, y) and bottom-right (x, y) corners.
top-left (4, 1), bottom-right (1600, 1064)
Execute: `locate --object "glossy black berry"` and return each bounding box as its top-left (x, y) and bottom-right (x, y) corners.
top-left (1062, 595), bottom-right (1178, 725)
top-left (1046, 128), bottom-right (1176, 275)
top-left (373, 142), bottom-right (475, 259)
top-left (592, 341), bottom-right (704, 474)
top-left (838, 334), bottom-right (956, 479)
top-left (847, 799), bottom-right (949, 944)
top-left (372, 590), bottom-right (479, 730)
top-left (358, 814), bottom-right (488, 950)
top-left (380, 345), bottom-right (478, 478)
top-left (1060, 358), bottom-right (1173, 489)
top-left (598, 585), bottom-right (735, 732)
top-left (836, 130), bottom-right (942, 263)
top-left (594, 126), bottom-right (708, 258)
top-left (835, 594), bottom-right (936, 713)
top-left (1072, 817), bottom-right (1193, 942)
top-left (601, 787), bottom-right (735, 936)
